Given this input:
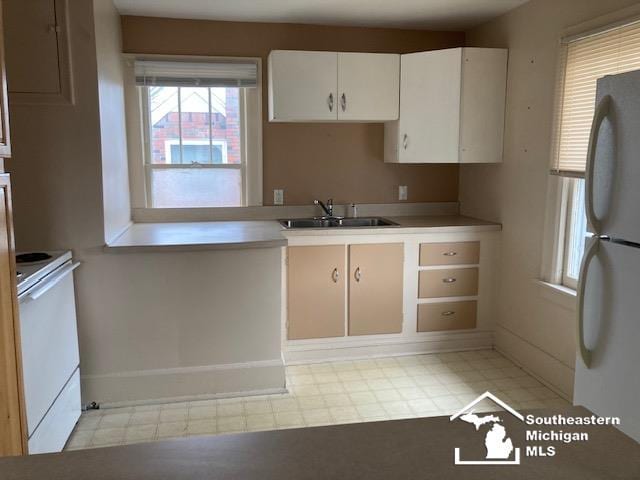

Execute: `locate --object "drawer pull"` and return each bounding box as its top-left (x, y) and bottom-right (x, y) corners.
top-left (441, 311), bottom-right (456, 316)
top-left (442, 277), bottom-right (457, 284)
top-left (331, 268), bottom-right (339, 283)
top-left (443, 252), bottom-right (457, 256)
top-left (354, 267), bottom-right (362, 282)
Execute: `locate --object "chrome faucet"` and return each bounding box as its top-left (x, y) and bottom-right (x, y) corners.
top-left (314, 198), bottom-right (334, 218)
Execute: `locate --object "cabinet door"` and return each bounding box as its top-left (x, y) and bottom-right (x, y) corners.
top-left (395, 49), bottom-right (461, 163)
top-left (348, 243), bottom-right (403, 336)
top-left (287, 245), bottom-right (345, 340)
top-left (4, 0), bottom-right (73, 105)
top-left (0, 4), bottom-right (11, 157)
top-left (337, 53), bottom-right (399, 121)
top-left (269, 51), bottom-right (338, 122)
top-left (0, 176), bottom-right (25, 455)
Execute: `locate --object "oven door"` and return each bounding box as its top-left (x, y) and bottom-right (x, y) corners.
top-left (19, 261), bottom-right (80, 440)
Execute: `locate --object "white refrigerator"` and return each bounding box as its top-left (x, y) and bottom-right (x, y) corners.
top-left (574, 69), bottom-right (640, 442)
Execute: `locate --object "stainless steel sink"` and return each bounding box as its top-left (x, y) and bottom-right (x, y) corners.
top-left (332, 217), bottom-right (397, 227)
top-left (279, 217), bottom-right (397, 229)
top-left (279, 218), bottom-right (333, 228)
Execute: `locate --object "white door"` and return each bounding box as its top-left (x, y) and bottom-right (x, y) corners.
top-left (591, 70), bottom-right (640, 243)
top-left (268, 50), bottom-right (338, 122)
top-left (575, 239), bottom-right (640, 441)
top-left (397, 49), bottom-right (462, 163)
top-left (337, 53), bottom-right (399, 121)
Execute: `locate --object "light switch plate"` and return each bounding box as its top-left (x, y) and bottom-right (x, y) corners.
top-left (399, 185), bottom-right (408, 201)
top-left (274, 189), bottom-right (284, 205)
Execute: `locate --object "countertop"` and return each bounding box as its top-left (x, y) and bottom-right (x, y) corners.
top-left (106, 221), bottom-right (288, 252)
top-left (105, 215), bottom-right (501, 252)
top-left (1, 407), bottom-right (638, 479)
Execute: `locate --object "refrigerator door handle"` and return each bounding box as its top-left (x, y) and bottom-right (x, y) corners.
top-left (577, 236), bottom-right (600, 368)
top-left (585, 95), bottom-right (611, 236)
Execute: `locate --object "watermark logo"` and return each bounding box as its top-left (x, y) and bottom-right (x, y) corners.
top-left (449, 391), bottom-right (523, 465)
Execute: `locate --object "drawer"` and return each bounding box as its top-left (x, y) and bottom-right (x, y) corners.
top-left (419, 242), bottom-right (480, 266)
top-left (418, 268), bottom-right (478, 298)
top-left (417, 301), bottom-right (477, 332)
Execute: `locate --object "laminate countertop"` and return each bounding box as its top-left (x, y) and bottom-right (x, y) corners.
top-left (105, 215), bottom-right (500, 252)
top-left (1, 407), bottom-right (638, 480)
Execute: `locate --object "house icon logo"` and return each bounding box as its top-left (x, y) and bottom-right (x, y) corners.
top-left (449, 391), bottom-right (524, 465)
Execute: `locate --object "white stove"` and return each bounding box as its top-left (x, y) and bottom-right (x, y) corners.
top-left (16, 250), bottom-right (73, 298)
top-left (16, 250), bottom-right (81, 454)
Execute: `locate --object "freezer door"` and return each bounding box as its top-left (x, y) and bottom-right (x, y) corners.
top-left (574, 239), bottom-right (640, 441)
top-left (590, 70), bottom-right (640, 243)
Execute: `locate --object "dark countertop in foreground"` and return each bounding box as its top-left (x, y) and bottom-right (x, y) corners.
top-left (105, 215), bottom-right (501, 252)
top-left (2, 407), bottom-right (638, 479)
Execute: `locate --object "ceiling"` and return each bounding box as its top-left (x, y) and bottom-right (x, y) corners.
top-left (113, 0), bottom-right (528, 31)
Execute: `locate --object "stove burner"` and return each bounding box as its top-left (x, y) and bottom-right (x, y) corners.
top-left (16, 252), bottom-right (52, 264)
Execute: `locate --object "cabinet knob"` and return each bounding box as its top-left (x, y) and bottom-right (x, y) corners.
top-left (331, 268), bottom-right (339, 283)
top-left (442, 277), bottom-right (457, 284)
top-left (354, 267), bottom-right (361, 282)
top-left (340, 93), bottom-right (347, 112)
top-left (327, 93), bottom-right (334, 112)
top-left (403, 134), bottom-right (409, 149)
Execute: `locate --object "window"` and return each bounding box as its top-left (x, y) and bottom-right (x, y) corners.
top-left (127, 58), bottom-right (262, 210)
top-left (144, 86), bottom-right (242, 208)
top-left (562, 178), bottom-right (587, 289)
top-left (549, 17), bottom-right (640, 288)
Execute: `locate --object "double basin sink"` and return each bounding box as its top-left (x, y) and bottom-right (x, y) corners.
top-left (279, 217), bottom-right (397, 229)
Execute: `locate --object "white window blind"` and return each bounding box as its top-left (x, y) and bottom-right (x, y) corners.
top-left (550, 18), bottom-right (640, 176)
top-left (135, 59), bottom-right (258, 88)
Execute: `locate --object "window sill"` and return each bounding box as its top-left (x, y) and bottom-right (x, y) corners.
top-left (534, 279), bottom-right (577, 311)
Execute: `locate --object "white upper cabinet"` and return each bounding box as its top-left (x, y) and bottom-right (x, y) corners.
top-left (269, 51), bottom-right (338, 122)
top-left (268, 50), bottom-right (399, 122)
top-left (384, 47), bottom-right (507, 164)
top-left (336, 53), bottom-right (399, 121)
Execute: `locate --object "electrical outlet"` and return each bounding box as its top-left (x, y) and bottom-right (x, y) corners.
top-left (399, 185), bottom-right (408, 201)
top-left (274, 189), bottom-right (284, 205)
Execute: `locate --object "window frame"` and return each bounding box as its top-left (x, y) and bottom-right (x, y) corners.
top-left (542, 7), bottom-right (640, 293)
top-left (123, 54), bottom-right (263, 215)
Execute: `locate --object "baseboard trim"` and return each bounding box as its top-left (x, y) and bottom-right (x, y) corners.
top-left (82, 358), bottom-right (286, 406)
top-left (494, 326), bottom-right (575, 401)
top-left (283, 331), bottom-right (493, 364)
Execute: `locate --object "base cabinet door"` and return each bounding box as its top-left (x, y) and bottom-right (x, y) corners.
top-left (0, 176), bottom-right (24, 456)
top-left (348, 243), bottom-right (403, 336)
top-left (287, 245), bottom-right (345, 340)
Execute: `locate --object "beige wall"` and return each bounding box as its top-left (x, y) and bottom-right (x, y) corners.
top-left (120, 16), bottom-right (465, 206)
top-left (94, 0), bottom-right (132, 243)
top-left (5, 0), bottom-right (284, 405)
top-left (461, 0), bottom-right (640, 398)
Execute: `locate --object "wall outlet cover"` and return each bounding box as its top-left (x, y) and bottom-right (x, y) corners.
top-left (399, 185), bottom-right (408, 201)
top-left (274, 189), bottom-right (284, 205)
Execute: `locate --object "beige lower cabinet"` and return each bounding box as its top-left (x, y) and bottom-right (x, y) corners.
top-left (418, 267), bottom-right (478, 298)
top-left (417, 301), bottom-right (477, 332)
top-left (348, 243), bottom-right (404, 336)
top-left (287, 245), bottom-right (346, 340)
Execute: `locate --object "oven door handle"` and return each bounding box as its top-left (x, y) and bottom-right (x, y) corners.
top-left (24, 262), bottom-right (81, 302)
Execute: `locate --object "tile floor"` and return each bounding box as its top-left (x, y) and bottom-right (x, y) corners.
top-left (65, 349), bottom-right (569, 450)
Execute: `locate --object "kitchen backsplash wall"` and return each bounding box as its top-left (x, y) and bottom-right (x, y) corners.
top-left (121, 16), bottom-right (465, 205)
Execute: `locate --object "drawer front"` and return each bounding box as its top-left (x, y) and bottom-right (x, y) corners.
top-left (417, 301), bottom-right (477, 332)
top-left (419, 242), bottom-right (480, 266)
top-left (418, 268), bottom-right (478, 298)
